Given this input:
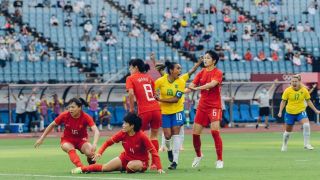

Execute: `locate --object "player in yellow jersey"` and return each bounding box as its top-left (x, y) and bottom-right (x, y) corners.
top-left (155, 59), bottom-right (202, 170)
top-left (278, 74), bottom-right (320, 151)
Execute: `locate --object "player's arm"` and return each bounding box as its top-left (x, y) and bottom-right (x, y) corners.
top-left (308, 84), bottom-right (317, 94)
top-left (157, 90), bottom-right (183, 103)
top-left (306, 99), bottom-right (320, 114)
top-left (34, 121), bottom-right (57, 148)
top-left (90, 125), bottom-right (100, 152)
top-left (187, 56), bottom-right (203, 76)
top-left (94, 131), bottom-right (122, 161)
top-left (190, 79), bottom-right (220, 91)
top-left (277, 100), bottom-right (287, 118)
top-left (268, 79), bottom-right (278, 94)
top-left (127, 89), bottom-right (135, 112)
top-left (143, 136), bottom-right (164, 173)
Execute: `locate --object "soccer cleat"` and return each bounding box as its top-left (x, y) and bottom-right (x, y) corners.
top-left (168, 162), bottom-right (177, 170)
top-left (71, 167), bottom-right (83, 174)
top-left (191, 154), bottom-right (203, 168)
top-left (167, 150), bottom-right (173, 162)
top-left (255, 124), bottom-right (259, 129)
top-left (87, 157), bottom-right (96, 165)
top-left (304, 144), bottom-right (314, 150)
top-left (281, 144), bottom-right (287, 152)
top-left (216, 160), bottom-right (224, 169)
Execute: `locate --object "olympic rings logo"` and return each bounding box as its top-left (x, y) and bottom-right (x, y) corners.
top-left (282, 74), bottom-right (292, 81)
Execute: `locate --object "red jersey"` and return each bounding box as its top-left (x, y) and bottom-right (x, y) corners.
top-left (98, 131), bottom-right (162, 170)
top-left (126, 72), bottom-right (160, 114)
top-left (193, 67), bottom-right (223, 112)
top-left (54, 111), bottom-right (95, 140)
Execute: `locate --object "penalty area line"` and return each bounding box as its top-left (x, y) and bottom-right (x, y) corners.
top-left (0, 173), bottom-right (144, 180)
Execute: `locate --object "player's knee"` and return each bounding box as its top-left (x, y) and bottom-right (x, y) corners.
top-left (126, 162), bottom-right (141, 173)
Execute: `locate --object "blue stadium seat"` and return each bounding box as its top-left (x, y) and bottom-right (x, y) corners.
top-left (240, 104), bottom-right (254, 122)
top-left (114, 106), bottom-right (126, 125)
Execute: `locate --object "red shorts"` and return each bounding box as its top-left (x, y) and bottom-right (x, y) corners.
top-left (139, 110), bottom-right (161, 131)
top-left (194, 108), bottom-right (222, 127)
top-left (119, 153), bottom-right (148, 172)
top-left (60, 137), bottom-right (88, 151)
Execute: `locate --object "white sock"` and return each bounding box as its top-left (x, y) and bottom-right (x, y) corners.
top-left (283, 131), bottom-right (291, 146)
top-left (161, 132), bottom-right (166, 148)
top-left (179, 126), bottom-right (184, 148)
top-left (165, 138), bottom-right (172, 151)
top-left (303, 123), bottom-right (311, 146)
top-left (172, 135), bottom-right (182, 164)
top-left (40, 120), bottom-right (44, 130)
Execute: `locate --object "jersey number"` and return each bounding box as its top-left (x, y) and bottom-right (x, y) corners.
top-left (72, 129), bottom-right (78, 135)
top-left (176, 113), bottom-right (183, 121)
top-left (294, 94), bottom-right (300, 100)
top-left (143, 84), bottom-right (155, 101)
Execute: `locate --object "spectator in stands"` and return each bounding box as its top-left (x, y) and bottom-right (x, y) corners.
top-left (84, 21), bottom-right (93, 33)
top-left (184, 3), bottom-right (193, 14)
top-left (64, 1), bottom-right (73, 14)
top-left (202, 31), bottom-right (212, 42)
top-left (229, 24), bottom-right (238, 42)
top-left (269, 17), bottom-right (277, 36)
top-left (13, 0), bottom-right (23, 8)
top-left (285, 49), bottom-right (294, 61)
top-left (172, 7), bottom-right (180, 19)
top-left (237, 14), bottom-right (247, 23)
top-left (0, 45), bottom-right (9, 67)
top-left (278, 20), bottom-right (285, 39)
top-left (26, 93), bottom-right (40, 132)
top-left (80, 31), bottom-right (90, 43)
top-left (164, 7), bottom-right (172, 19)
top-left (210, 4), bottom-right (217, 14)
top-left (284, 39), bottom-right (293, 52)
top-left (105, 35), bottom-right (117, 46)
top-left (13, 8), bottom-right (23, 26)
top-left (64, 15), bottom-right (72, 27)
top-left (296, 21), bottom-right (304, 32)
top-left (270, 39), bottom-right (280, 52)
top-left (306, 54), bottom-right (314, 64)
top-left (304, 21), bottom-right (312, 32)
top-left (197, 3), bottom-right (206, 14)
top-left (292, 52), bottom-right (301, 66)
top-left (173, 31), bottom-right (182, 49)
top-left (83, 4), bottom-right (92, 18)
top-left (13, 40), bottom-right (23, 61)
top-left (128, 25), bottom-right (141, 37)
top-left (269, 3), bottom-right (278, 14)
top-left (11, 92), bottom-right (27, 124)
top-left (88, 39), bottom-right (100, 63)
top-left (223, 15), bottom-right (232, 24)
top-left (50, 15), bottom-right (59, 26)
top-left (270, 50), bottom-right (279, 61)
top-left (230, 50), bottom-right (241, 61)
top-left (254, 50), bottom-right (267, 61)
top-left (151, 31), bottom-right (160, 41)
top-left (222, 41), bottom-right (232, 52)
top-left (206, 22), bottom-right (214, 33)
top-left (287, 24), bottom-right (295, 32)
top-left (242, 30), bottom-right (251, 41)
top-left (307, 1), bottom-right (318, 15)
top-left (180, 16), bottom-right (188, 27)
top-left (244, 48), bottom-right (253, 61)
top-left (221, 5), bottom-right (231, 15)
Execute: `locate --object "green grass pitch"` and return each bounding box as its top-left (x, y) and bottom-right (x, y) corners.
top-left (0, 132), bottom-right (320, 180)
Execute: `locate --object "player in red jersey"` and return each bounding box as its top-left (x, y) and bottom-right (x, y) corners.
top-left (34, 98), bottom-right (100, 167)
top-left (126, 59), bottom-right (162, 158)
top-left (71, 113), bottom-right (165, 174)
top-left (188, 50), bottom-right (224, 169)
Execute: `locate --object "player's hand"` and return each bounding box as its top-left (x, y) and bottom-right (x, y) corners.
top-left (312, 84), bottom-right (317, 89)
top-left (157, 169), bottom-right (165, 174)
top-left (198, 56), bottom-right (204, 63)
top-left (92, 153), bottom-right (101, 161)
top-left (34, 138), bottom-right (43, 148)
top-left (188, 86), bottom-right (198, 91)
top-left (184, 88), bottom-right (191, 93)
top-left (278, 112), bottom-right (282, 118)
top-left (316, 110), bottom-right (320, 115)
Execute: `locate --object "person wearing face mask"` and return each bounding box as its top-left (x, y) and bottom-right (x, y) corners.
top-left (278, 74), bottom-right (320, 151)
top-left (155, 59), bottom-right (202, 170)
top-left (188, 50), bottom-right (224, 169)
top-left (26, 93), bottom-right (40, 132)
top-left (255, 79), bottom-right (277, 129)
top-left (11, 92), bottom-right (27, 124)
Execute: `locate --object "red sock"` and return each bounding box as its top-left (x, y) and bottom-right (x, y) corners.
top-left (81, 164), bottom-right (103, 172)
top-left (211, 130), bottom-right (223, 161)
top-left (68, 149), bottom-right (83, 167)
top-left (151, 139), bottom-right (159, 152)
top-left (193, 134), bottom-right (202, 157)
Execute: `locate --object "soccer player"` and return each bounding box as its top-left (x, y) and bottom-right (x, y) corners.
top-left (155, 59), bottom-right (202, 170)
top-left (71, 113), bottom-right (164, 174)
top-left (255, 79), bottom-right (277, 129)
top-left (34, 98), bottom-right (100, 167)
top-left (278, 74), bottom-right (320, 151)
top-left (38, 94), bottom-right (49, 131)
top-left (126, 59), bottom-right (161, 158)
top-left (188, 50), bottom-right (224, 169)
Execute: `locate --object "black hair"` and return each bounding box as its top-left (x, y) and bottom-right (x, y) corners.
top-left (123, 112), bottom-right (142, 132)
top-left (205, 50), bottom-right (219, 65)
top-left (164, 60), bottom-right (178, 75)
top-left (67, 97), bottom-right (88, 108)
top-left (129, 58), bottom-right (150, 73)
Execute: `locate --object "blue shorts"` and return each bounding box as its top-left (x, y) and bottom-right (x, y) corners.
top-left (284, 111), bottom-right (308, 125)
top-left (162, 111), bottom-right (185, 128)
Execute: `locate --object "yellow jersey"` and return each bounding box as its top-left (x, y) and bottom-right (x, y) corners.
top-left (155, 73), bottom-right (189, 114)
top-left (282, 86), bottom-right (310, 114)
